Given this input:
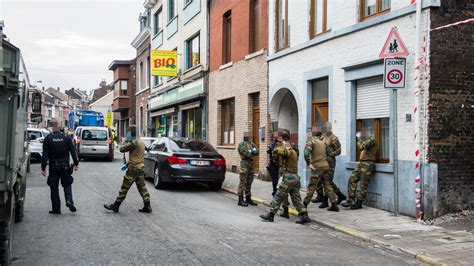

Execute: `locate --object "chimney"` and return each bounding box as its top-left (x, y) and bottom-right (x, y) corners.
top-left (42, 86), bottom-right (45, 90)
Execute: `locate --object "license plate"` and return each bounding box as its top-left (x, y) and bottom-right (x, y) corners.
top-left (190, 160), bottom-right (210, 166)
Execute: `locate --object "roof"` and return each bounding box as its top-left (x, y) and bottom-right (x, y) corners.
top-left (108, 60), bottom-right (135, 71)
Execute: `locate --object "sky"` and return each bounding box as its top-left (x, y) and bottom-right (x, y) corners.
top-left (1, 0), bottom-right (143, 92)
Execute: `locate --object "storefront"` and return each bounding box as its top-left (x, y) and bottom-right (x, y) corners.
top-left (148, 78), bottom-right (206, 140)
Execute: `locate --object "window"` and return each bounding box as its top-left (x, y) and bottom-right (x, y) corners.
top-left (360, 0), bottom-right (390, 21)
top-left (310, 0), bottom-right (331, 37)
top-left (154, 8), bottom-right (163, 35)
top-left (121, 80), bottom-right (128, 96)
top-left (146, 56), bottom-right (150, 87)
top-left (185, 34), bottom-right (200, 70)
top-left (82, 130), bottom-right (108, 141)
top-left (275, 0), bottom-right (289, 51)
top-left (249, 0), bottom-right (261, 53)
top-left (139, 106), bottom-right (144, 136)
top-left (184, 0), bottom-right (192, 5)
top-left (221, 99), bottom-right (235, 145)
top-left (356, 76), bottom-right (390, 163)
top-left (356, 118), bottom-right (389, 163)
top-left (311, 78), bottom-right (329, 129)
top-left (154, 76), bottom-right (163, 86)
top-left (168, 0), bottom-right (177, 22)
top-left (183, 107), bottom-right (203, 139)
top-left (222, 11), bottom-right (232, 64)
top-left (140, 61), bottom-right (144, 90)
top-left (169, 139), bottom-right (216, 152)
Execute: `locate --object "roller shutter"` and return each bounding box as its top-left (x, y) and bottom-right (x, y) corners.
top-left (356, 76), bottom-right (390, 119)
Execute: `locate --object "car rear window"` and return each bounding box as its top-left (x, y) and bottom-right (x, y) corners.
top-left (169, 140), bottom-right (216, 152)
top-left (82, 130), bottom-right (108, 141)
top-left (28, 131), bottom-right (42, 140)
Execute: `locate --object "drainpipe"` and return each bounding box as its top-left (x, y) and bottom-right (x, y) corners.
top-left (414, 0), bottom-right (424, 220)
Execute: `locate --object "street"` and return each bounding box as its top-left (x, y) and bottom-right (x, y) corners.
top-left (12, 158), bottom-right (422, 265)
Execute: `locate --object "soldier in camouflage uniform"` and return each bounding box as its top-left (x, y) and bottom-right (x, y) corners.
top-left (341, 130), bottom-right (376, 210)
top-left (104, 126), bottom-right (152, 213)
top-left (275, 129), bottom-right (297, 219)
top-left (303, 127), bottom-right (339, 212)
top-left (260, 130), bottom-right (310, 224)
top-left (312, 122), bottom-right (347, 206)
top-left (237, 132), bottom-right (259, 207)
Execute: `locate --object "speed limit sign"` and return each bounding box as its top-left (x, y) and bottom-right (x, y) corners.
top-left (384, 58), bottom-right (406, 88)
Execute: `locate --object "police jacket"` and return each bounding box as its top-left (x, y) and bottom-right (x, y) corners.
top-left (41, 131), bottom-right (79, 171)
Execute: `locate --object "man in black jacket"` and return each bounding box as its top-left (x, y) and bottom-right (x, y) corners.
top-left (267, 132), bottom-right (280, 197)
top-left (41, 120), bottom-right (79, 214)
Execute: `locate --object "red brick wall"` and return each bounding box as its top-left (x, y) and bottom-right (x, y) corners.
top-left (114, 66), bottom-right (131, 81)
top-left (209, 0), bottom-right (268, 72)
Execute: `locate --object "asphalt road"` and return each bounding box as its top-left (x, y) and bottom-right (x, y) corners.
top-left (12, 158), bottom-right (423, 265)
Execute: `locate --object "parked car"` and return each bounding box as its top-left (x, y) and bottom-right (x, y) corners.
top-left (27, 128), bottom-right (50, 161)
top-left (76, 126), bottom-right (114, 161)
top-left (141, 137), bottom-right (159, 149)
top-left (144, 137), bottom-right (226, 190)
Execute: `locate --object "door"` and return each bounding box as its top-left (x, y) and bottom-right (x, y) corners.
top-left (252, 106), bottom-right (260, 172)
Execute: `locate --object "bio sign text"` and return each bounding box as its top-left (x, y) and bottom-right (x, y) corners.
top-left (151, 50), bottom-right (178, 77)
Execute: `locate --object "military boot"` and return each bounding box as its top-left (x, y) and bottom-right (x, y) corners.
top-left (336, 191), bottom-right (347, 204)
top-left (295, 212), bottom-right (310, 224)
top-left (341, 198), bottom-right (355, 208)
top-left (327, 202), bottom-right (340, 212)
top-left (350, 199), bottom-right (363, 210)
top-left (260, 212), bottom-right (275, 222)
top-left (139, 202), bottom-right (152, 213)
top-left (238, 195), bottom-right (249, 207)
top-left (104, 201), bottom-right (121, 213)
top-left (279, 207), bottom-right (290, 219)
top-left (319, 196), bottom-right (329, 208)
top-left (246, 194), bottom-right (258, 206)
top-left (311, 193), bottom-right (324, 203)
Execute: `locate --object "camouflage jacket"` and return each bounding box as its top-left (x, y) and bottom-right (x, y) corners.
top-left (273, 141), bottom-right (298, 174)
top-left (120, 139), bottom-right (145, 169)
top-left (238, 141), bottom-right (258, 161)
top-left (321, 132), bottom-right (341, 164)
top-left (358, 135), bottom-right (376, 162)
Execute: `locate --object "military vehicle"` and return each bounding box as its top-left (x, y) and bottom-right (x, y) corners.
top-left (0, 21), bottom-right (29, 265)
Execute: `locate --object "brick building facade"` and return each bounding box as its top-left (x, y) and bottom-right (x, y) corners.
top-left (208, 0), bottom-right (270, 177)
top-left (427, 1), bottom-right (474, 216)
top-left (132, 9), bottom-right (151, 137)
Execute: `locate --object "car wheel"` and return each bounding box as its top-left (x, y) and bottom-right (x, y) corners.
top-left (153, 166), bottom-right (166, 189)
top-left (209, 181), bottom-right (223, 191)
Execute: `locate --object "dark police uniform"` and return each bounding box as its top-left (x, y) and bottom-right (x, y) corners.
top-left (41, 131), bottom-right (79, 213)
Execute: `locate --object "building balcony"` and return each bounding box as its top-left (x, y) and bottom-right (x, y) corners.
top-left (112, 96), bottom-right (130, 112)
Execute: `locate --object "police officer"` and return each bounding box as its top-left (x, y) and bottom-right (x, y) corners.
top-left (41, 120), bottom-right (79, 214)
top-left (104, 126), bottom-right (152, 213)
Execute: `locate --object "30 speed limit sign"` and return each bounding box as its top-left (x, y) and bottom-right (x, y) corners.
top-left (384, 58), bottom-right (406, 88)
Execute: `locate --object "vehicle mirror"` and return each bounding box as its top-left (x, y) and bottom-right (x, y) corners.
top-left (39, 138), bottom-right (44, 143)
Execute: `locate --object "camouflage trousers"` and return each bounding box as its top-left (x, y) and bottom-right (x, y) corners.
top-left (270, 173), bottom-right (307, 214)
top-left (316, 161), bottom-right (341, 196)
top-left (238, 160), bottom-right (254, 196)
top-left (304, 168), bottom-right (338, 204)
top-left (116, 167), bottom-right (150, 203)
top-left (347, 161), bottom-right (375, 201)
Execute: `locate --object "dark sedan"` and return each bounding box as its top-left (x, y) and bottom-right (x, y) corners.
top-left (144, 137), bottom-right (226, 190)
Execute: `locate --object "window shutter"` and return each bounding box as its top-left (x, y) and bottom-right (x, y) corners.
top-left (356, 76), bottom-right (389, 119)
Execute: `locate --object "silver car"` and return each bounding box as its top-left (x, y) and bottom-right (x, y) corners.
top-left (76, 127), bottom-right (114, 161)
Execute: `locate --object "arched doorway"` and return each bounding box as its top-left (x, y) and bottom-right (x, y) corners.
top-left (269, 88), bottom-right (298, 143)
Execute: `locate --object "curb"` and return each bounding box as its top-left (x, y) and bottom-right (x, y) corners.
top-left (220, 187), bottom-right (445, 266)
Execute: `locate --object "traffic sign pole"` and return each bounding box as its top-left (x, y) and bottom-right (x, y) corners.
top-left (391, 88), bottom-right (399, 217)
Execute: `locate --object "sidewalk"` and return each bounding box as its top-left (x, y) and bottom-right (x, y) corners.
top-left (222, 172), bottom-right (473, 266)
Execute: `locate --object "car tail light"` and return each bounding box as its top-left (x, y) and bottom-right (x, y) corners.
top-left (77, 137), bottom-right (81, 144)
top-left (167, 156), bottom-right (187, 165)
top-left (213, 157), bottom-right (226, 166)
top-left (108, 138), bottom-right (112, 145)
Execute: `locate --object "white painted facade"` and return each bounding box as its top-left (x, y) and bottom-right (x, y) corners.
top-left (89, 91), bottom-right (114, 118)
top-left (268, 0), bottom-right (439, 216)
